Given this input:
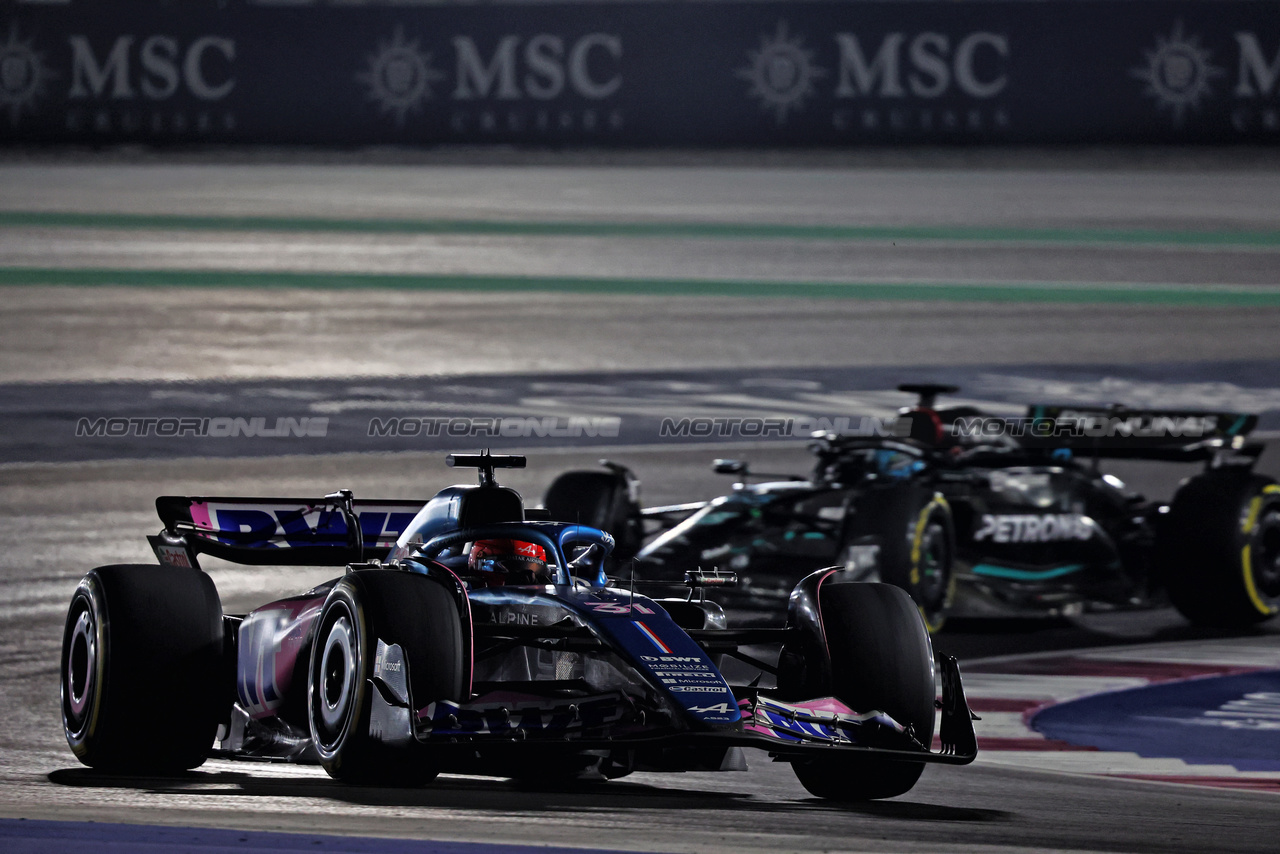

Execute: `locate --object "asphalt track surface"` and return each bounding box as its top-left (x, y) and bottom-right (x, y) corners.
top-left (3, 158), bottom-right (1280, 383)
top-left (2, 154), bottom-right (1280, 853)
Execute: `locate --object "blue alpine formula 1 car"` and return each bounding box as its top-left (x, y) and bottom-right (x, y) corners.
top-left (60, 452), bottom-right (975, 800)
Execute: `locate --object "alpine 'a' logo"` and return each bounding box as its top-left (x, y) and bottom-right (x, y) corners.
top-left (0, 24), bottom-right (55, 127)
top-left (738, 21), bottom-right (825, 124)
top-left (358, 26), bottom-right (445, 126)
top-left (1130, 21), bottom-right (1224, 127)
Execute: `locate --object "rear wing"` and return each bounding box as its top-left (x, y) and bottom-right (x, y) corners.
top-left (1003, 406), bottom-right (1261, 462)
top-left (152, 493), bottom-right (425, 568)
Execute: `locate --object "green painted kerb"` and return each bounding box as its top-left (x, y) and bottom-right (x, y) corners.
top-left (3, 267), bottom-right (1279, 307)
top-left (2, 210), bottom-right (1279, 248)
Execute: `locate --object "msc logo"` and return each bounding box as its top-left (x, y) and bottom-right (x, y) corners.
top-left (68, 34), bottom-right (236, 102)
top-left (358, 27), bottom-right (444, 126)
top-left (0, 25), bottom-right (238, 134)
top-left (359, 28), bottom-right (623, 127)
top-left (0, 24), bottom-right (56, 127)
top-left (1132, 23), bottom-right (1280, 131)
top-left (738, 20), bottom-right (1010, 125)
top-left (738, 21), bottom-right (825, 124)
top-left (1131, 22), bottom-right (1224, 126)
top-left (0, 27), bottom-right (236, 115)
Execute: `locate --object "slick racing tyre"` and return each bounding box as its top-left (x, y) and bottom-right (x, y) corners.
top-left (790, 583), bottom-right (936, 801)
top-left (544, 469), bottom-right (643, 562)
top-left (846, 484), bottom-right (955, 632)
top-left (1159, 470), bottom-right (1280, 627)
top-left (308, 570), bottom-right (465, 785)
top-left (61, 564), bottom-right (226, 772)
top-left (783, 581), bottom-right (936, 804)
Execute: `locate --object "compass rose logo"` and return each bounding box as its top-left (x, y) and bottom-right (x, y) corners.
top-left (738, 21), bottom-right (825, 125)
top-left (358, 27), bottom-right (445, 127)
top-left (0, 24), bottom-right (56, 127)
top-left (1130, 22), bottom-right (1224, 127)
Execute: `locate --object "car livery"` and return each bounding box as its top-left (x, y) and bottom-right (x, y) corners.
top-left (60, 452), bottom-right (977, 801)
top-left (547, 386), bottom-right (1280, 631)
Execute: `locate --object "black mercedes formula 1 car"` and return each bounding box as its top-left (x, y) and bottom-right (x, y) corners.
top-left (60, 452), bottom-right (976, 801)
top-left (544, 385), bottom-right (1280, 632)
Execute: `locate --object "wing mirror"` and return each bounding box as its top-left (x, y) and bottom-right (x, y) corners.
top-left (712, 459), bottom-right (748, 475)
top-left (567, 542), bottom-right (605, 571)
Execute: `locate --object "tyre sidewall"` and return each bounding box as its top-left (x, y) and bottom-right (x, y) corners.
top-left (307, 571), bottom-right (466, 783)
top-left (61, 575), bottom-right (110, 763)
top-left (59, 564), bottom-right (225, 771)
top-left (791, 582), bottom-right (935, 800)
top-left (847, 484), bottom-right (955, 631)
top-left (820, 583), bottom-right (936, 744)
top-left (308, 580), bottom-right (370, 773)
top-left (1161, 471), bottom-right (1280, 625)
top-left (1240, 481), bottom-right (1280, 618)
top-left (545, 471), bottom-right (642, 561)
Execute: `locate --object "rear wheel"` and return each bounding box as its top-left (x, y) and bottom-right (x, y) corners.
top-left (61, 564), bottom-right (226, 772)
top-left (1159, 470), bottom-right (1280, 627)
top-left (544, 469), bottom-right (643, 562)
top-left (847, 484), bottom-right (955, 632)
top-left (308, 570), bottom-right (465, 785)
top-left (790, 583), bottom-right (936, 801)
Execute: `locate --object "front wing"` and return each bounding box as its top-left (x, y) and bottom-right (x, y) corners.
top-left (366, 640), bottom-right (978, 766)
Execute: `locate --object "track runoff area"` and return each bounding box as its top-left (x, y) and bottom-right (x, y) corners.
top-left (2, 159), bottom-right (1280, 853)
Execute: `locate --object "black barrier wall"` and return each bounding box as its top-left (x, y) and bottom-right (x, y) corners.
top-left (1, 0), bottom-right (1277, 145)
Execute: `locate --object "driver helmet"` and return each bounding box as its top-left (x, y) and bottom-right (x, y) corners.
top-left (898, 406), bottom-right (946, 445)
top-left (874, 449), bottom-right (924, 479)
top-left (468, 539), bottom-right (551, 586)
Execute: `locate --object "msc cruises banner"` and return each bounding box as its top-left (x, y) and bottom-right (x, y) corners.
top-left (0, 0), bottom-right (1277, 145)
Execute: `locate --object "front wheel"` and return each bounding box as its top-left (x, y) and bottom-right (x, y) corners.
top-left (308, 570), bottom-right (465, 785)
top-left (790, 583), bottom-right (936, 801)
top-left (1159, 470), bottom-right (1280, 627)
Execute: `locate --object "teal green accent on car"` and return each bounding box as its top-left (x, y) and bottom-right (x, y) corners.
top-left (970, 563), bottom-right (1087, 581)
